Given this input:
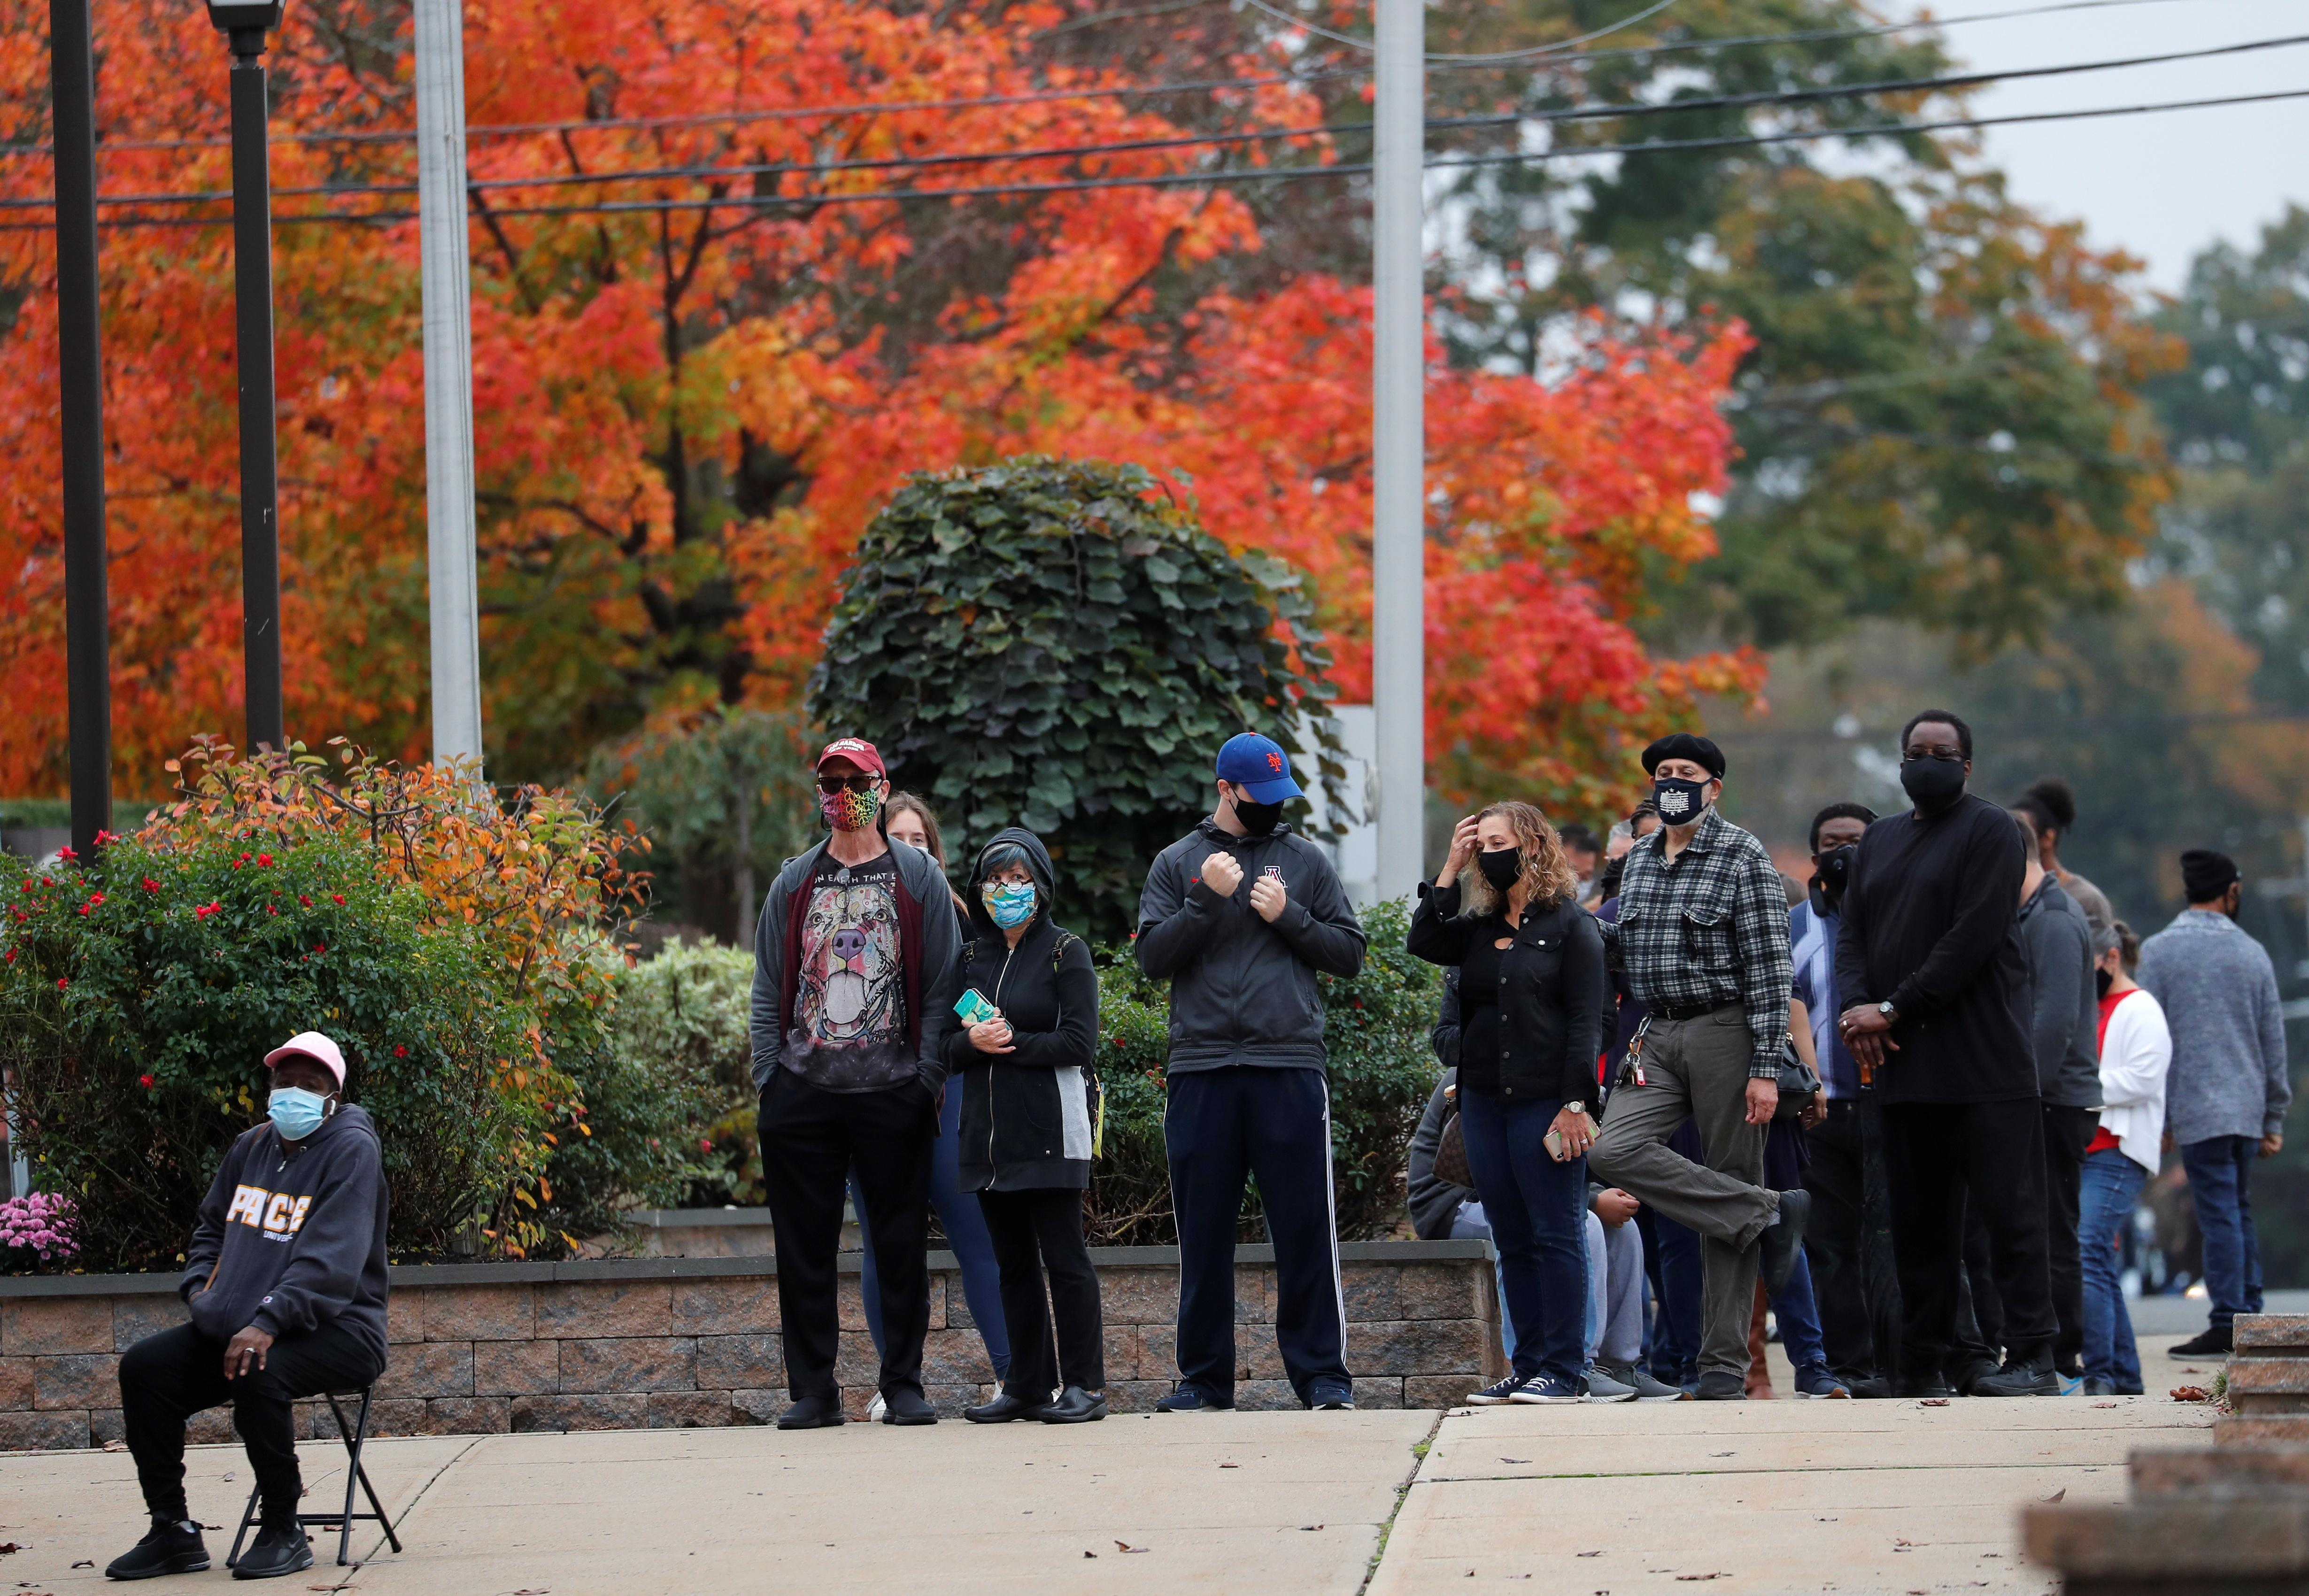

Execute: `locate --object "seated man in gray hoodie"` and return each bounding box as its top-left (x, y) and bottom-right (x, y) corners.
top-left (106, 1031), bottom-right (389, 1583)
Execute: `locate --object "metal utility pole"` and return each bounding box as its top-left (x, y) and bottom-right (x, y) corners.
top-left (208, 0), bottom-right (286, 752)
top-left (414, 0), bottom-right (484, 766)
top-left (51, 0), bottom-right (112, 857)
top-left (1371, 0), bottom-right (1425, 899)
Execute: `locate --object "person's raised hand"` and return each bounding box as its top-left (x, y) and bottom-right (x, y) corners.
top-left (1437, 815), bottom-right (1480, 887)
top-left (1249, 875), bottom-right (1288, 923)
top-left (968, 1018), bottom-right (1015, 1055)
top-left (1593, 1188), bottom-right (1639, 1226)
top-left (1201, 851), bottom-right (1244, 898)
top-left (224, 1325), bottom-right (274, 1381)
top-left (1743, 1078), bottom-right (1778, 1126)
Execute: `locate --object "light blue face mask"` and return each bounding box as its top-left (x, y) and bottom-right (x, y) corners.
top-left (981, 879), bottom-right (1038, 929)
top-left (268, 1087), bottom-right (332, 1141)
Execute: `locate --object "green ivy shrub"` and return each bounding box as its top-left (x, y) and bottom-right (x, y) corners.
top-left (807, 456), bottom-right (1344, 942)
top-left (0, 833), bottom-right (546, 1270)
top-left (1085, 898), bottom-right (1439, 1245)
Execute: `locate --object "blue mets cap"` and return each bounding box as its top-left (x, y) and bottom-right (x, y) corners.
top-left (1215, 732), bottom-right (1303, 803)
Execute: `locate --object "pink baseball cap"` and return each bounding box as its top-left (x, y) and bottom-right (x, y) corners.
top-left (263, 1031), bottom-right (347, 1090)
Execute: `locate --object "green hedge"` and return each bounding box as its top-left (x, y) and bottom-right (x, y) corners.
top-left (599, 900), bottom-right (1441, 1244)
top-left (1, 832), bottom-right (548, 1269)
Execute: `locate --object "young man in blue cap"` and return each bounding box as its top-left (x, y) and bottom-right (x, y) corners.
top-left (1136, 732), bottom-right (1368, 1411)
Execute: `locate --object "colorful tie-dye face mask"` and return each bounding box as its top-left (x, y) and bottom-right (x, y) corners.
top-left (820, 786), bottom-right (881, 833)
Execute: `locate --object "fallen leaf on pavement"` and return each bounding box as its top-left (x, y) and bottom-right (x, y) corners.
top-left (1578, 1550), bottom-right (1602, 1557)
top-left (1919, 1398), bottom-right (1950, 1407)
top-left (0, 1547), bottom-right (18, 1555)
top-left (1500, 1457), bottom-right (1529, 1464)
top-left (1082, 1552), bottom-right (1097, 1559)
top-left (100, 1441), bottom-right (125, 1453)
top-left (1219, 1463), bottom-right (1237, 1469)
top-left (1115, 1542), bottom-right (1149, 1555)
top-left (2171, 1387), bottom-right (2211, 1403)
top-left (1674, 1573), bottom-right (1728, 1581)
top-left (2041, 1488), bottom-right (2066, 1503)
top-left (2093, 1401), bottom-right (2119, 1409)
top-left (1300, 1526), bottom-right (1324, 1532)
top-left (1709, 1451), bottom-right (1736, 1457)
top-left (71, 1562), bottom-right (94, 1570)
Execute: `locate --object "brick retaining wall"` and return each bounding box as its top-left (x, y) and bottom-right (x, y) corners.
top-left (0, 1241), bottom-right (1501, 1449)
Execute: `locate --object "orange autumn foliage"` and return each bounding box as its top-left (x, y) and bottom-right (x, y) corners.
top-left (0, 0), bottom-right (1754, 817)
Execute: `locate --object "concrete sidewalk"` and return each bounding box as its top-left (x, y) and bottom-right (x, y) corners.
top-left (0, 1335), bottom-right (2223, 1596)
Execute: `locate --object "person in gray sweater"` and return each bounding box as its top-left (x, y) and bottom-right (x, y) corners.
top-left (2010, 809), bottom-right (2104, 1377)
top-left (2138, 848), bottom-right (2292, 1356)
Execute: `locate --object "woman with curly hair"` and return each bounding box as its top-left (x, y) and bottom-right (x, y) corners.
top-left (1407, 802), bottom-right (1607, 1406)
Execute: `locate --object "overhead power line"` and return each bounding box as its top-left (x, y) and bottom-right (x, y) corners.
top-left (10, 31), bottom-right (2306, 214)
top-left (1238, 0), bottom-right (1683, 62)
top-left (8, 80), bottom-right (2307, 232)
top-left (0, 0), bottom-right (2231, 154)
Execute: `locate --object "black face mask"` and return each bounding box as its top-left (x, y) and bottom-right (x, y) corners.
top-left (1899, 754), bottom-right (1968, 811)
top-left (1814, 847), bottom-right (1853, 892)
top-left (1231, 795), bottom-right (1286, 836)
top-left (1652, 776), bottom-right (1712, 825)
top-left (2095, 967), bottom-right (2114, 1000)
top-left (1476, 848), bottom-right (1524, 890)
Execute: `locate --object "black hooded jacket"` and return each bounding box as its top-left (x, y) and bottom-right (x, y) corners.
top-left (943, 827), bottom-right (1099, 1191)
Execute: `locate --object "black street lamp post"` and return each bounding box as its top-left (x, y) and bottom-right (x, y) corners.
top-left (50, 0), bottom-right (111, 857)
top-left (206, 0), bottom-right (286, 753)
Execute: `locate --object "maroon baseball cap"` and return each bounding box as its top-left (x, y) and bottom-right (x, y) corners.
top-left (815, 737), bottom-right (886, 778)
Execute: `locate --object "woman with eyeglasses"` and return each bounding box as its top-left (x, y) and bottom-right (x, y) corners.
top-left (947, 826), bottom-right (1106, 1424)
top-left (848, 791), bottom-right (1012, 1419)
top-left (1407, 801), bottom-right (1607, 1406)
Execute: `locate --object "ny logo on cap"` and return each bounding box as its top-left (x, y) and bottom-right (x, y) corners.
top-left (1266, 751), bottom-right (1283, 773)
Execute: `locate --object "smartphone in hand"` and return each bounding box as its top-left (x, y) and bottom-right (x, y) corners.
top-left (954, 989), bottom-right (998, 1026)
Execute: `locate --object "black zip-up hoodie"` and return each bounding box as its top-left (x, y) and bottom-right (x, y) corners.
top-left (1134, 818), bottom-right (1366, 1071)
top-left (178, 1103), bottom-right (391, 1369)
top-left (946, 828), bottom-right (1099, 1191)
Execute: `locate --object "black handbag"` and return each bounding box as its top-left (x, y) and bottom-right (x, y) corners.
top-left (1434, 1110), bottom-right (1473, 1189)
top-left (1774, 1040), bottom-right (1822, 1120)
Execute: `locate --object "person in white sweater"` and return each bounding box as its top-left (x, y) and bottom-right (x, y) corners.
top-left (2078, 921), bottom-right (2170, 1396)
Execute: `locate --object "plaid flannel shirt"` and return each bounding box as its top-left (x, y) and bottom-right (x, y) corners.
top-left (1599, 806), bottom-right (1793, 1078)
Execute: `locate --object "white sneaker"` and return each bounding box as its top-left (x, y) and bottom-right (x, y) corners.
top-left (866, 1392), bottom-right (887, 1423)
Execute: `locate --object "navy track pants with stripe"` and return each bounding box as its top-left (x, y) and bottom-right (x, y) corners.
top-left (1165, 1064), bottom-right (1350, 1402)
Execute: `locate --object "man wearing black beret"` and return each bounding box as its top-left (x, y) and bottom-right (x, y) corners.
top-left (1590, 732), bottom-right (1809, 1401)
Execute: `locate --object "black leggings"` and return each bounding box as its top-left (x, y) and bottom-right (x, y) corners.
top-left (118, 1320), bottom-right (383, 1525)
top-left (978, 1187), bottom-right (1105, 1399)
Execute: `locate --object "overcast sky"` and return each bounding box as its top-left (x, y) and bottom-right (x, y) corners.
top-left (1917, 0), bottom-right (2309, 294)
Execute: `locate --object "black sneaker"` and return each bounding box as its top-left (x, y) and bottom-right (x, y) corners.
top-left (965, 1391), bottom-right (1051, 1423)
top-left (1305, 1379), bottom-right (1354, 1411)
top-left (2170, 1326), bottom-right (2233, 1358)
top-left (1973, 1355), bottom-right (2059, 1397)
top-left (1041, 1386), bottom-right (1109, 1424)
top-left (774, 1392), bottom-right (848, 1429)
top-left (105, 1518), bottom-right (209, 1581)
top-left (231, 1523), bottom-right (313, 1581)
top-left (1758, 1189), bottom-right (1811, 1297)
top-left (1155, 1385), bottom-right (1234, 1412)
top-left (881, 1387), bottom-right (937, 1425)
top-left (1693, 1371), bottom-right (1747, 1401)
top-left (1842, 1374), bottom-right (1893, 1400)
top-left (1895, 1372), bottom-right (1954, 1399)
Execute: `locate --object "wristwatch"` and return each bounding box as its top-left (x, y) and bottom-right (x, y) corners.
top-left (1877, 1000), bottom-right (1898, 1022)
top-left (1563, 1101), bottom-right (1586, 1117)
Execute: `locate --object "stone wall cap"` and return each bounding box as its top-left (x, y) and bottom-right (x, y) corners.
top-left (1, 1236), bottom-right (1492, 1296)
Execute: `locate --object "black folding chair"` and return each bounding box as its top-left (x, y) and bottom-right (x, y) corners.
top-left (224, 1386), bottom-right (405, 1570)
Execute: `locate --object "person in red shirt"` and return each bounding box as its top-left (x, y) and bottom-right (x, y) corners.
top-left (2077, 922), bottom-right (2170, 1395)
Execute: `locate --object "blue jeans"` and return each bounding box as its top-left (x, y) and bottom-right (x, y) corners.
top-left (1449, 1201), bottom-right (1515, 1361)
top-left (2079, 1149), bottom-right (2145, 1390)
top-left (2181, 1134), bottom-right (2264, 1334)
top-left (1458, 1089), bottom-right (1587, 1387)
top-left (1774, 1251), bottom-right (1829, 1375)
top-left (853, 1085), bottom-right (1011, 1382)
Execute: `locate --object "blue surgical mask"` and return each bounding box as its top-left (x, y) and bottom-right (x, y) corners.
top-left (981, 880), bottom-right (1038, 929)
top-left (268, 1087), bottom-right (332, 1141)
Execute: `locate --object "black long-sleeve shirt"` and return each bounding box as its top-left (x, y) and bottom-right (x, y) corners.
top-left (1835, 792), bottom-right (2036, 1104)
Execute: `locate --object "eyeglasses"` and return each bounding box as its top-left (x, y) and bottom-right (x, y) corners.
top-left (816, 773), bottom-right (877, 795)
